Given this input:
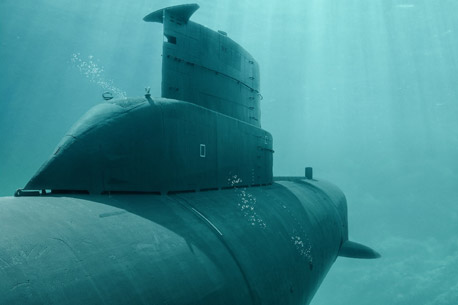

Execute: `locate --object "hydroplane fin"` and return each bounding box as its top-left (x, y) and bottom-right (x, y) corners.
top-left (339, 240), bottom-right (381, 259)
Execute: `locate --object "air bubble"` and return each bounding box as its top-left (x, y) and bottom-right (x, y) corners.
top-left (71, 53), bottom-right (127, 98)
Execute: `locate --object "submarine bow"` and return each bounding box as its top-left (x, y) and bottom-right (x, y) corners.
top-left (2, 4), bottom-right (379, 305)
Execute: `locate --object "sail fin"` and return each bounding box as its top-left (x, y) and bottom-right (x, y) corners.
top-left (143, 3), bottom-right (199, 24)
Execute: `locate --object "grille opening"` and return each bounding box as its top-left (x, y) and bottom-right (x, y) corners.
top-left (51, 190), bottom-right (90, 195)
top-left (167, 189), bottom-right (196, 195)
top-left (101, 191), bottom-right (161, 195)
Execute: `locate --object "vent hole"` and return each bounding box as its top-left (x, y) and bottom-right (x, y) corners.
top-left (164, 35), bottom-right (177, 44)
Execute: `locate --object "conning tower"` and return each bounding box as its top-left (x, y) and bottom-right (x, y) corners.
top-left (23, 4), bottom-right (273, 195)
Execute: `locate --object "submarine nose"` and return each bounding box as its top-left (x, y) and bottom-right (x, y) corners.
top-left (25, 97), bottom-right (160, 194)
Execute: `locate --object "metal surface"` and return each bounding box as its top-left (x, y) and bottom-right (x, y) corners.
top-left (1, 179), bottom-right (347, 305)
top-left (24, 97), bottom-right (272, 193)
top-left (145, 4), bottom-right (262, 126)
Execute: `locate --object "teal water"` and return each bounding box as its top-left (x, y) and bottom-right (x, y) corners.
top-left (1, 0), bottom-right (457, 304)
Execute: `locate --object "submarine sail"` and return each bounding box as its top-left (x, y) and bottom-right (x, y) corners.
top-left (24, 4), bottom-right (272, 195)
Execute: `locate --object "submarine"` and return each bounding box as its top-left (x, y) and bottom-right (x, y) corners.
top-left (0, 4), bottom-right (379, 305)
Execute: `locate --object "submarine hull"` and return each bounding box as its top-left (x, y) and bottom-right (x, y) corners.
top-left (0, 179), bottom-right (346, 305)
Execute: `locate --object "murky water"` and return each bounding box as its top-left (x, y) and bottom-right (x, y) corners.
top-left (1, 0), bottom-right (457, 304)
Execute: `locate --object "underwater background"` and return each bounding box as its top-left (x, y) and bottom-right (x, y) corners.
top-left (1, 0), bottom-right (457, 304)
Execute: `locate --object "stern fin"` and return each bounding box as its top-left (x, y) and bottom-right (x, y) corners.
top-left (339, 240), bottom-right (381, 259)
